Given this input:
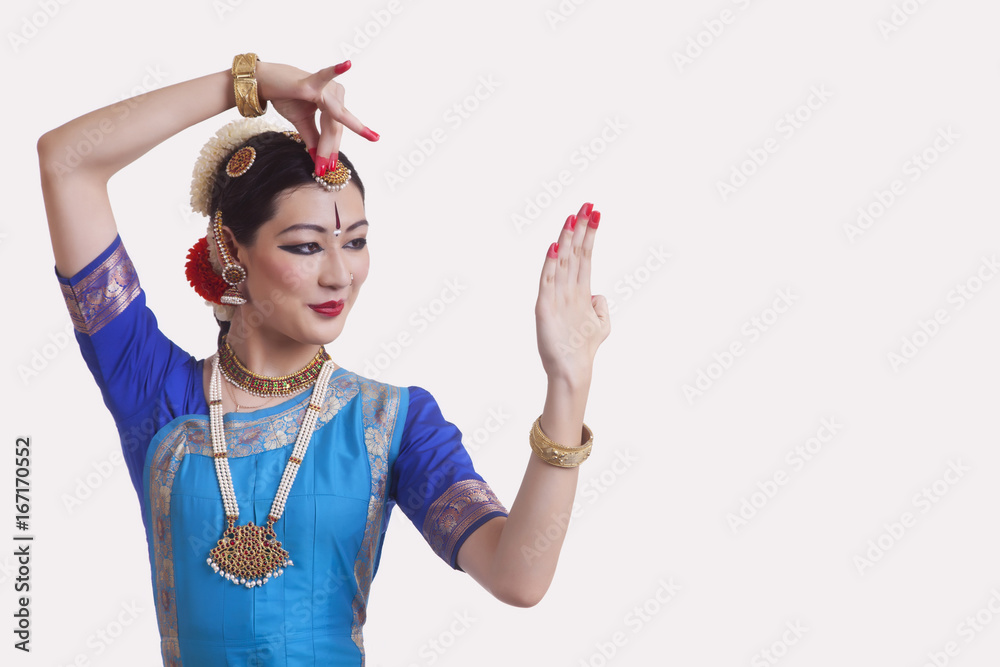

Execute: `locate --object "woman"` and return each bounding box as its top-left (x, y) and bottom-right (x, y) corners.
top-left (37, 55), bottom-right (610, 665)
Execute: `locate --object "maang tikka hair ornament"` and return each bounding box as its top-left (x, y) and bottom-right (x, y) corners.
top-left (184, 117), bottom-right (354, 320)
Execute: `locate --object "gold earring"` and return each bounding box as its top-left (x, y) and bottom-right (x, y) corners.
top-left (213, 210), bottom-right (247, 306)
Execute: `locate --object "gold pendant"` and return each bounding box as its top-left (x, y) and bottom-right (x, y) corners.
top-left (207, 517), bottom-right (292, 588)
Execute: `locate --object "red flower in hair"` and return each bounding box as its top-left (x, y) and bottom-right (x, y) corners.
top-left (185, 236), bottom-right (228, 304)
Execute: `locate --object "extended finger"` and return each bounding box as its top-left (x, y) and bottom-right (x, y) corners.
top-left (314, 109), bottom-right (346, 175)
top-left (554, 202), bottom-right (592, 296)
top-left (309, 60), bottom-right (352, 87)
top-left (293, 116), bottom-right (321, 159)
top-left (538, 240), bottom-right (559, 306)
top-left (576, 208), bottom-right (599, 287)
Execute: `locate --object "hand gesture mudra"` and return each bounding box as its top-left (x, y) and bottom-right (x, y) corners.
top-left (255, 60), bottom-right (379, 173)
top-left (535, 203), bottom-right (611, 385)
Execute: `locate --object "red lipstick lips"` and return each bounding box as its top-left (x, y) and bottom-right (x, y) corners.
top-left (308, 300), bottom-right (344, 316)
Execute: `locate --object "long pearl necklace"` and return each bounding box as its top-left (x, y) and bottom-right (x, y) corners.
top-left (206, 354), bottom-right (336, 588)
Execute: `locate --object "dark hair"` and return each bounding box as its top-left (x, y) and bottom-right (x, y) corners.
top-left (210, 131), bottom-right (365, 347)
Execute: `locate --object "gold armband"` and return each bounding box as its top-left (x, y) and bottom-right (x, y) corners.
top-left (232, 53), bottom-right (267, 118)
top-left (528, 417), bottom-right (594, 468)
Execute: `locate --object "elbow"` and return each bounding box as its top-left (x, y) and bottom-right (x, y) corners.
top-left (36, 131), bottom-right (66, 181)
top-left (492, 580), bottom-right (548, 608)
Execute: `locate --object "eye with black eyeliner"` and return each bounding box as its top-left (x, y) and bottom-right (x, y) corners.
top-left (278, 242), bottom-right (322, 255)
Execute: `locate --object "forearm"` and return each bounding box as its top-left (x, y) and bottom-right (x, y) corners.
top-left (38, 67), bottom-right (239, 277)
top-left (38, 68), bottom-right (235, 181)
top-left (489, 374), bottom-right (591, 605)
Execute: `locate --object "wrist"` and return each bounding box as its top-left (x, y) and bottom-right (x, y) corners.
top-left (546, 369), bottom-right (592, 395)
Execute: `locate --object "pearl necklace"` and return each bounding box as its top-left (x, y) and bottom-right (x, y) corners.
top-left (206, 353), bottom-right (336, 588)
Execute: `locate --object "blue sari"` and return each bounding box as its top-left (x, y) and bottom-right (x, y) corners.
top-left (56, 235), bottom-right (508, 666)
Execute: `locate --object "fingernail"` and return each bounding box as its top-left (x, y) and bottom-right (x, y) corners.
top-left (547, 242), bottom-right (558, 258)
top-left (330, 155), bottom-right (338, 172)
top-left (317, 156), bottom-right (328, 177)
top-left (362, 127), bottom-right (380, 141)
top-left (588, 211), bottom-right (601, 229)
top-left (581, 202), bottom-right (594, 217)
top-left (563, 215), bottom-right (576, 231)
top-left (334, 60), bottom-right (352, 75)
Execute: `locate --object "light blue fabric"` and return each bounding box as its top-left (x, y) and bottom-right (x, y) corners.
top-left (56, 234), bottom-right (508, 665)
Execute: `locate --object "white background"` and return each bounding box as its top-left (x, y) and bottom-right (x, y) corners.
top-left (3, 0), bottom-right (1000, 665)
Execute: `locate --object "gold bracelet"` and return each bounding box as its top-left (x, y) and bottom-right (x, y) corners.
top-left (528, 416), bottom-right (594, 468)
top-left (232, 53), bottom-right (267, 118)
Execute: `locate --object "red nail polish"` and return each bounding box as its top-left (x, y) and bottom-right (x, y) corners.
top-left (334, 60), bottom-right (352, 75)
top-left (563, 215), bottom-right (576, 231)
top-left (317, 156), bottom-right (328, 177)
top-left (362, 127), bottom-right (380, 141)
top-left (588, 211), bottom-right (601, 229)
top-left (330, 155), bottom-right (338, 172)
top-left (582, 202), bottom-right (594, 217)
top-left (308, 147), bottom-right (317, 160)
top-left (547, 242), bottom-right (558, 258)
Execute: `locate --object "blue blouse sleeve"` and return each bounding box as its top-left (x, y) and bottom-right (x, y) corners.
top-left (388, 386), bottom-right (508, 571)
top-left (55, 234), bottom-right (203, 498)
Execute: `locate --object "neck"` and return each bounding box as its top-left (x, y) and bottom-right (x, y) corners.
top-left (223, 315), bottom-right (325, 378)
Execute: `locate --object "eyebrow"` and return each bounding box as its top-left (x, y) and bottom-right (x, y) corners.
top-left (277, 220), bottom-right (369, 235)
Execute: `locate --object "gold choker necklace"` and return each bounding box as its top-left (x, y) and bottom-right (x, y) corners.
top-left (218, 335), bottom-right (332, 398)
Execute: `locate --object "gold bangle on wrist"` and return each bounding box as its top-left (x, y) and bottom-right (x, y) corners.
top-left (528, 416), bottom-right (594, 468)
top-left (232, 53), bottom-right (267, 118)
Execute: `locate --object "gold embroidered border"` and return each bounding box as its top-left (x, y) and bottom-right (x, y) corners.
top-left (146, 372), bottom-right (358, 665)
top-left (422, 479), bottom-right (508, 567)
top-left (350, 381), bottom-right (401, 664)
top-left (60, 241), bottom-right (140, 335)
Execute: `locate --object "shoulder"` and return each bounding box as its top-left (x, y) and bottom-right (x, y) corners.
top-left (339, 370), bottom-right (433, 407)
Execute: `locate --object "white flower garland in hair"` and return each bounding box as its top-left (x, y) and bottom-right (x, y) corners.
top-left (189, 115), bottom-right (293, 218)
top-left (189, 116), bottom-right (293, 322)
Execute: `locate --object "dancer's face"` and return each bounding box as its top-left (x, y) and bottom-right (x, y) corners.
top-left (226, 182), bottom-right (369, 347)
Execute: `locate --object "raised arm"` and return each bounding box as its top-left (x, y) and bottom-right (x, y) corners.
top-left (37, 58), bottom-right (374, 277)
top-left (457, 202), bottom-right (611, 607)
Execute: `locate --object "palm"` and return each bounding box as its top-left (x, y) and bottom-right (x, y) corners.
top-left (535, 203), bottom-right (611, 384)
